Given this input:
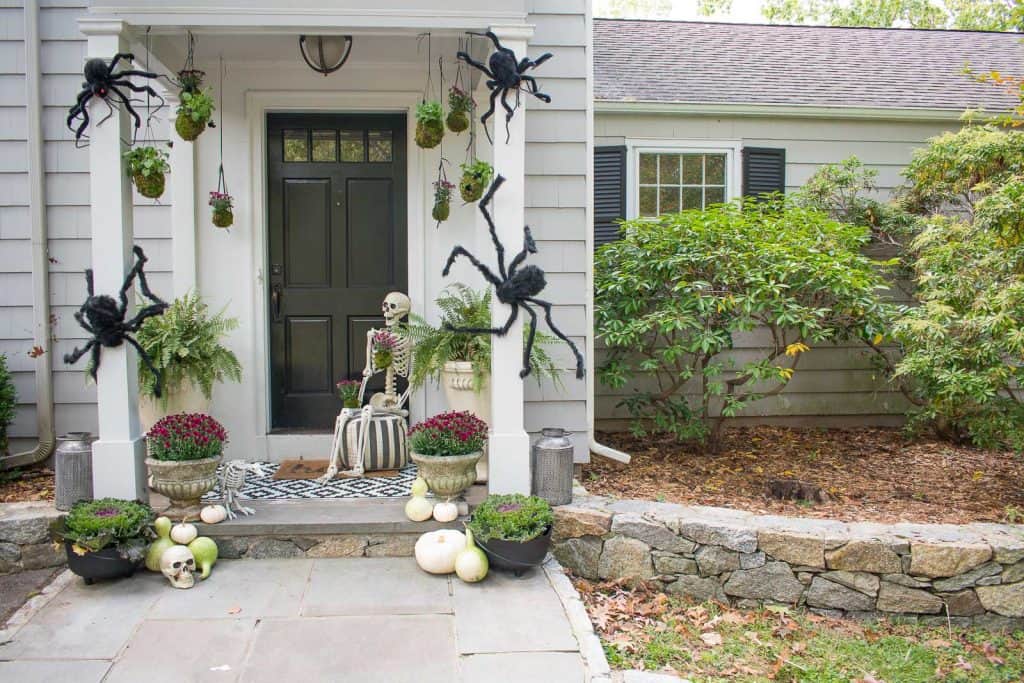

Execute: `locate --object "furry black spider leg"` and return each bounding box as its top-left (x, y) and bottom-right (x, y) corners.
top-left (73, 310), bottom-right (96, 336)
top-left (520, 302), bottom-right (539, 378)
top-left (109, 79), bottom-right (165, 113)
top-left (70, 97), bottom-right (93, 146)
top-left (129, 245), bottom-right (166, 308)
top-left (104, 86), bottom-right (143, 131)
top-left (527, 296), bottom-right (586, 379)
top-left (480, 86), bottom-right (500, 145)
top-left (124, 335), bottom-right (163, 398)
top-left (123, 303), bottom-right (168, 333)
top-left (507, 226), bottom-right (537, 277)
top-left (63, 338), bottom-right (96, 367)
top-left (441, 246), bottom-right (503, 288)
top-left (107, 52), bottom-right (134, 72)
top-left (455, 50), bottom-right (494, 80)
top-left (445, 303), bottom-right (519, 336)
top-left (479, 175), bottom-right (508, 278)
top-left (499, 89), bottom-right (516, 143)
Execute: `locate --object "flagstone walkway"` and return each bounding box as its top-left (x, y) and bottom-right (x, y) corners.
top-left (0, 557), bottom-right (589, 682)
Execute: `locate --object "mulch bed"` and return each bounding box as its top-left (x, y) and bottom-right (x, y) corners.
top-left (584, 427), bottom-right (1024, 525)
top-left (0, 463), bottom-right (55, 504)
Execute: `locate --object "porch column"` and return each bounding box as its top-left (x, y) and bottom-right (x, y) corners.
top-left (167, 89), bottom-right (198, 297)
top-left (486, 24), bottom-right (534, 495)
top-left (81, 21), bottom-right (147, 500)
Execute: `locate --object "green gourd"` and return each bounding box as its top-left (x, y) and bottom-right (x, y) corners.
top-left (454, 528), bottom-right (488, 583)
top-left (188, 536), bottom-right (219, 580)
top-left (145, 516), bottom-right (176, 572)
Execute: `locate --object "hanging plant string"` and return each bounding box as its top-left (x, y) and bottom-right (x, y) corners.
top-left (140, 26), bottom-right (160, 148)
top-left (210, 55), bottom-right (233, 230)
top-left (417, 32), bottom-right (433, 105)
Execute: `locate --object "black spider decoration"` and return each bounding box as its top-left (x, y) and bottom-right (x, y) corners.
top-left (442, 175), bottom-right (584, 380)
top-left (456, 31), bottom-right (552, 144)
top-left (63, 246), bottom-right (169, 397)
top-left (66, 53), bottom-right (165, 146)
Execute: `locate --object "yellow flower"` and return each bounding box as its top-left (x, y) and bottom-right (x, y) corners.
top-left (785, 342), bottom-right (810, 357)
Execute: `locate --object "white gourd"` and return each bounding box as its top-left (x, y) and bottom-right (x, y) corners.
top-left (432, 500), bottom-right (459, 523)
top-left (414, 529), bottom-right (466, 574)
top-left (405, 496), bottom-right (434, 522)
top-left (200, 505), bottom-right (227, 524)
top-left (170, 520), bottom-right (198, 545)
top-left (454, 529), bottom-right (489, 583)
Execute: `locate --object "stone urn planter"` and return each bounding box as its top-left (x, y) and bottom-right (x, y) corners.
top-left (410, 451), bottom-right (482, 498)
top-left (440, 361), bottom-right (491, 483)
top-left (146, 455), bottom-right (221, 517)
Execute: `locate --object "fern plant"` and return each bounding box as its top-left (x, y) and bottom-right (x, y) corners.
top-left (407, 284), bottom-right (562, 392)
top-left (0, 353), bottom-right (16, 453)
top-left (135, 292), bottom-right (242, 405)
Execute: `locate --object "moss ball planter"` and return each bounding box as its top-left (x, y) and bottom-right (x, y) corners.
top-left (212, 209), bottom-right (234, 228)
top-left (124, 146), bottom-right (170, 200)
top-left (447, 86), bottom-right (472, 133)
top-left (459, 160), bottom-right (494, 203)
top-left (432, 179), bottom-right (455, 224)
top-left (209, 191), bottom-right (234, 229)
top-left (415, 101), bottom-right (445, 149)
top-left (432, 200), bottom-right (450, 222)
top-left (446, 110), bottom-right (469, 133)
top-left (133, 172), bottom-right (166, 199)
top-left (175, 111), bottom-right (208, 141)
top-left (175, 88), bottom-right (215, 142)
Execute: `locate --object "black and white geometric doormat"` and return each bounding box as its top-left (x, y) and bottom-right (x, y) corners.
top-left (201, 463), bottom-right (418, 501)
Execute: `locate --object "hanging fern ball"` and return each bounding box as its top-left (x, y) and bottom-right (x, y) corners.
top-left (459, 159), bottom-right (494, 203)
top-left (446, 86), bottom-right (472, 133)
top-left (124, 146), bottom-right (170, 199)
top-left (415, 101), bottom-right (444, 149)
top-left (175, 89), bottom-right (215, 142)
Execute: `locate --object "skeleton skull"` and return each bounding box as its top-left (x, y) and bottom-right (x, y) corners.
top-left (160, 545), bottom-right (196, 589)
top-left (382, 292), bottom-right (411, 327)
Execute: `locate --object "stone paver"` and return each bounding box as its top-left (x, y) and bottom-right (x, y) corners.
top-left (0, 558), bottom-right (588, 682)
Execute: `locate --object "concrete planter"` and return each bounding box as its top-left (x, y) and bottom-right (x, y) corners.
top-left (410, 450), bottom-right (482, 499)
top-left (440, 361), bottom-right (491, 483)
top-left (146, 455), bottom-right (221, 517)
top-left (139, 381), bottom-right (211, 434)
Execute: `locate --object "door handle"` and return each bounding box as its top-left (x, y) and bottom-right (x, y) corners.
top-left (271, 284), bottom-right (283, 321)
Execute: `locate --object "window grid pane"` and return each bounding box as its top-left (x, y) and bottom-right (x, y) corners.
top-left (311, 130), bottom-right (337, 162)
top-left (283, 130), bottom-right (308, 162)
top-left (638, 151), bottom-right (728, 216)
top-left (340, 130), bottom-right (365, 162)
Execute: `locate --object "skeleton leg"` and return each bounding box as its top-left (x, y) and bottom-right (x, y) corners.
top-left (317, 414), bottom-right (346, 483)
top-left (520, 303), bottom-right (539, 379)
top-left (527, 297), bottom-right (586, 379)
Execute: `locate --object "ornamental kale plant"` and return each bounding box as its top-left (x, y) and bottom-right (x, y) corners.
top-left (51, 498), bottom-right (155, 560)
top-left (467, 493), bottom-right (553, 543)
top-left (595, 198), bottom-right (893, 448)
top-left (408, 410), bottom-right (488, 456)
top-left (146, 413), bottom-right (228, 461)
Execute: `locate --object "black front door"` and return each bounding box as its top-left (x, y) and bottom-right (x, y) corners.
top-left (267, 113), bottom-right (407, 430)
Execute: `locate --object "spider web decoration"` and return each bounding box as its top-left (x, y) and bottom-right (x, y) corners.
top-left (441, 175), bottom-right (585, 380)
top-left (66, 52), bottom-right (166, 148)
top-left (63, 246), bottom-right (169, 396)
top-left (456, 31), bottom-right (552, 144)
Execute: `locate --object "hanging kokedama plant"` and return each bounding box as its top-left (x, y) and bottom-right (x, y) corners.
top-left (124, 146), bottom-right (170, 199)
top-left (415, 101), bottom-right (444, 149)
top-left (459, 159), bottom-right (493, 203)
top-left (209, 191), bottom-right (233, 228)
top-left (446, 86), bottom-right (472, 133)
top-left (433, 179), bottom-right (455, 222)
top-left (176, 86), bottom-right (215, 141)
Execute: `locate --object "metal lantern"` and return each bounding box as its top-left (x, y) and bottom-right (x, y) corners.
top-left (299, 35), bottom-right (353, 76)
top-left (531, 427), bottom-right (574, 506)
top-left (54, 432), bottom-right (95, 511)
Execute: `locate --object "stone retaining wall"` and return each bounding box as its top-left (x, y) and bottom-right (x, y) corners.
top-left (553, 496), bottom-right (1024, 631)
top-left (0, 503), bottom-right (66, 575)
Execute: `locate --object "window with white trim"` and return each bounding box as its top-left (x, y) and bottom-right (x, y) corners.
top-left (637, 151), bottom-right (728, 217)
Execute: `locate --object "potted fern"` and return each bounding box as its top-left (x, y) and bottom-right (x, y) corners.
top-left (124, 146), bottom-right (170, 199)
top-left (135, 293), bottom-right (242, 431)
top-left (407, 284), bottom-right (562, 482)
top-left (415, 101), bottom-right (444, 149)
top-left (459, 159), bottom-right (493, 203)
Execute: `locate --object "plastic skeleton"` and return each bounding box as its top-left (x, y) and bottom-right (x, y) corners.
top-left (320, 292), bottom-right (413, 481)
top-left (220, 460), bottom-right (261, 519)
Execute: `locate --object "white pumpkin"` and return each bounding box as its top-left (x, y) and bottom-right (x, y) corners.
top-left (414, 529), bottom-right (466, 574)
top-left (411, 477), bottom-right (429, 498)
top-left (405, 496), bottom-right (433, 522)
top-left (199, 505), bottom-right (227, 525)
top-left (170, 520), bottom-right (198, 545)
top-left (455, 529), bottom-right (489, 583)
top-left (432, 500), bottom-right (459, 523)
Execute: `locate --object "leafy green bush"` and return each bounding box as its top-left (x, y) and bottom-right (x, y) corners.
top-left (51, 498), bottom-right (154, 560)
top-left (135, 292), bottom-right (241, 403)
top-left (0, 353), bottom-right (15, 453)
top-left (467, 493), bottom-right (553, 543)
top-left (595, 198), bottom-right (893, 447)
top-left (889, 125), bottom-right (1024, 450)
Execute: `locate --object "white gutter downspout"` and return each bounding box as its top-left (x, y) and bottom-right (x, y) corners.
top-left (2, 0), bottom-right (55, 470)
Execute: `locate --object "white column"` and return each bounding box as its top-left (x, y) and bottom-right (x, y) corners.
top-left (486, 24), bottom-right (534, 495)
top-left (167, 90), bottom-right (198, 297)
top-left (81, 22), bottom-right (147, 500)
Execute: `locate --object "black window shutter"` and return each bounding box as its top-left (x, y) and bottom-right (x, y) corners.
top-left (594, 145), bottom-right (626, 247)
top-left (742, 147), bottom-right (786, 198)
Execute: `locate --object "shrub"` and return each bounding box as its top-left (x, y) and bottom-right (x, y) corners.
top-left (595, 198), bottom-right (893, 447)
top-left (408, 410), bottom-right (488, 456)
top-left (51, 498), bottom-right (154, 560)
top-left (146, 413), bottom-right (228, 461)
top-left (467, 493), bottom-right (553, 543)
top-left (135, 292), bottom-right (242, 403)
top-left (0, 353), bottom-right (15, 453)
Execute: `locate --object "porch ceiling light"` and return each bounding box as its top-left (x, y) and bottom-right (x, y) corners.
top-left (299, 35), bottom-right (353, 76)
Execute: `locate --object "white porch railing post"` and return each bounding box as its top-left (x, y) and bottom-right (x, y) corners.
top-left (485, 24), bottom-right (534, 495)
top-left (167, 90), bottom-right (198, 297)
top-left (81, 22), bottom-right (148, 500)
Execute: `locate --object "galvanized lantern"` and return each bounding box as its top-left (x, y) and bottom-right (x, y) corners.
top-left (54, 432), bottom-right (95, 511)
top-left (531, 427), bottom-right (574, 506)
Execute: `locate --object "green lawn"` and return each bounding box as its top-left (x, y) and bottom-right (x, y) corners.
top-left (576, 579), bottom-right (1024, 682)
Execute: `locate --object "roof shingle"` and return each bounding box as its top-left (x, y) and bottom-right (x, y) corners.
top-left (594, 19), bottom-right (1023, 112)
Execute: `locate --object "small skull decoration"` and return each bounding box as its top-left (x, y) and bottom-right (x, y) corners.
top-left (160, 545), bottom-right (196, 589)
top-left (382, 291), bottom-right (411, 328)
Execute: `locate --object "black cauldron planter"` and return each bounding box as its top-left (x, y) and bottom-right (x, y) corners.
top-left (476, 525), bottom-right (552, 577)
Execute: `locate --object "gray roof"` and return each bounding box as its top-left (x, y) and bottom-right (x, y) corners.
top-left (594, 19), bottom-right (1023, 112)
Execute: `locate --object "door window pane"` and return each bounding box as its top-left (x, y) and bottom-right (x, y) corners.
top-left (637, 150), bottom-right (731, 217)
top-left (368, 130), bottom-right (393, 162)
top-left (283, 130), bottom-right (308, 162)
top-left (311, 130), bottom-right (337, 162)
top-left (340, 130), bottom-right (365, 162)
